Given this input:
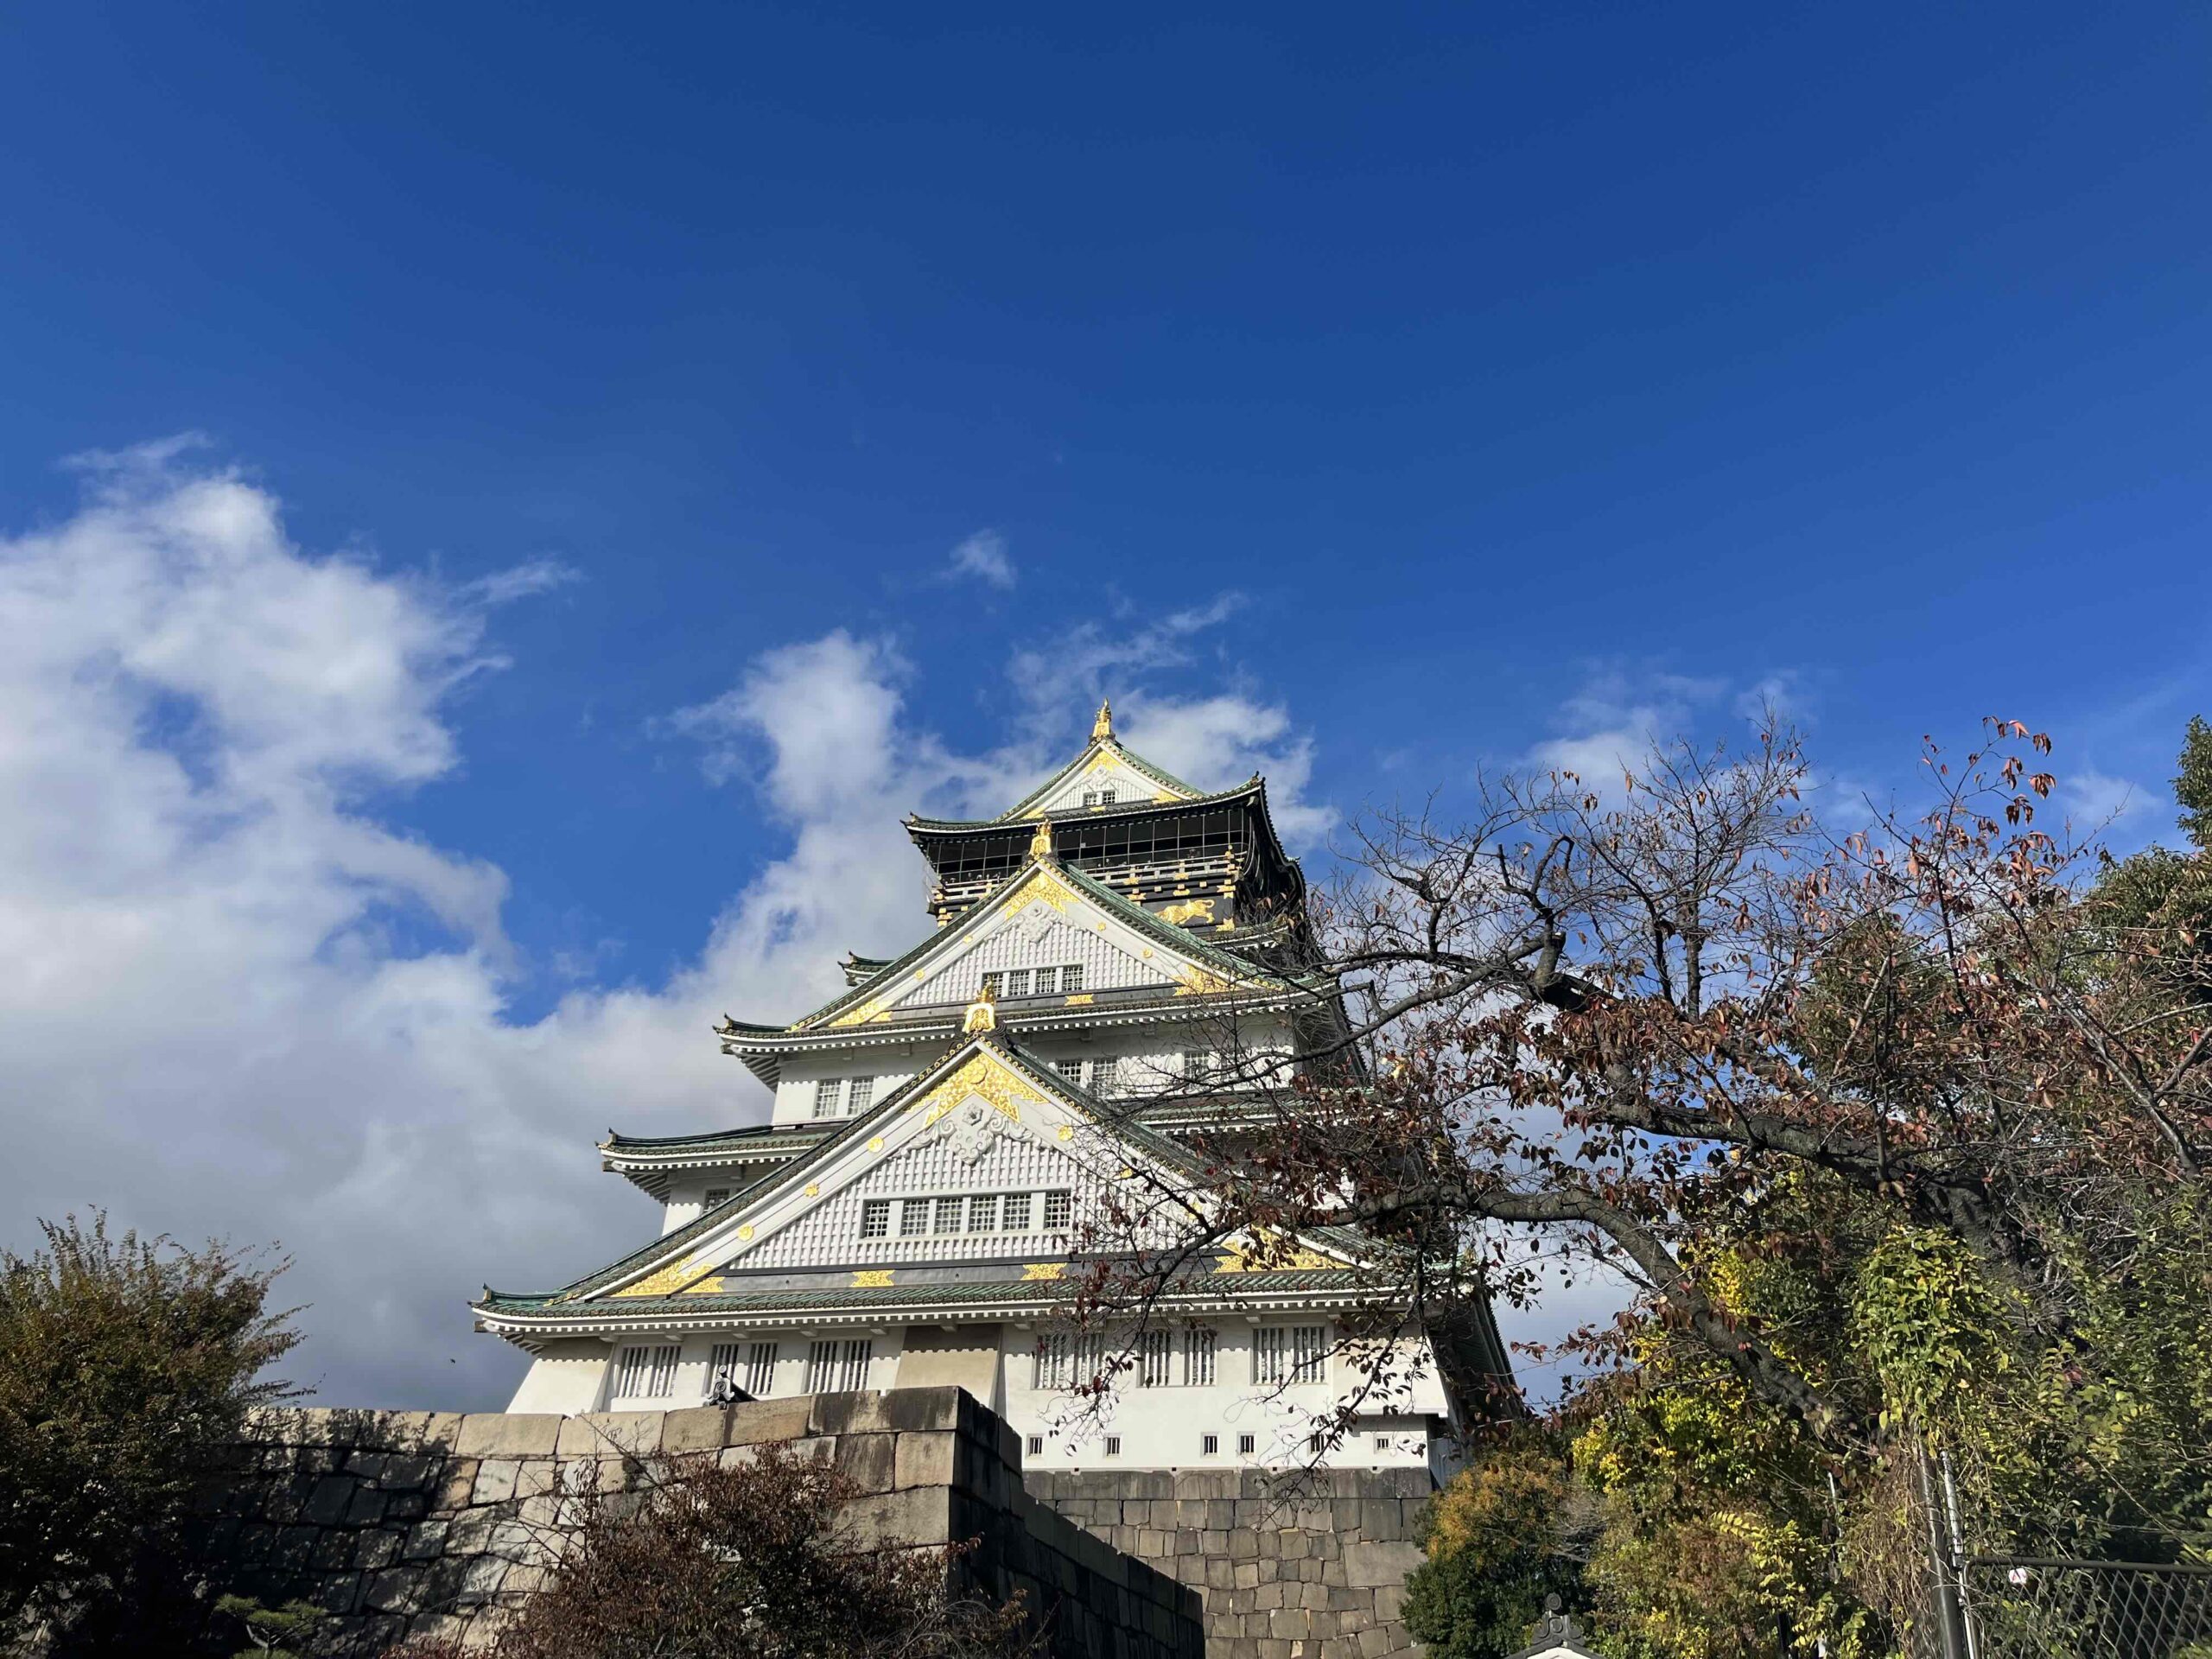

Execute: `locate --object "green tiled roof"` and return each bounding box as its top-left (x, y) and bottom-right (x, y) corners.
top-left (906, 777), bottom-right (1258, 835)
top-left (477, 1267), bottom-right (1382, 1320)
top-left (603, 1123), bottom-right (832, 1159)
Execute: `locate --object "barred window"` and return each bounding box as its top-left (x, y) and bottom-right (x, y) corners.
top-left (968, 1193), bottom-right (1001, 1232)
top-left (1103, 1435), bottom-right (1122, 1457)
top-left (1292, 1325), bottom-right (1328, 1382)
top-left (1003, 968), bottom-right (1031, 998)
top-left (1136, 1328), bottom-right (1173, 1389)
top-left (743, 1341), bottom-right (777, 1398)
top-left (702, 1187), bottom-right (729, 1209)
top-left (1033, 966), bottom-right (1058, 996)
top-left (981, 971), bottom-right (1003, 999)
top-left (1181, 1325), bottom-right (1217, 1387)
top-left (933, 1196), bottom-right (964, 1234)
top-left (613, 1344), bottom-right (677, 1400)
top-left (899, 1198), bottom-right (931, 1237)
top-left (1237, 1433), bottom-right (1255, 1455)
top-left (1062, 963), bottom-right (1084, 995)
top-left (1001, 1192), bottom-right (1034, 1231)
top-left (805, 1338), bottom-right (872, 1393)
top-left (811, 1077), bottom-right (842, 1120)
top-left (1052, 1057), bottom-right (1083, 1081)
top-left (1032, 1333), bottom-right (1070, 1391)
top-left (1252, 1327), bottom-right (1286, 1386)
top-left (860, 1198), bottom-right (892, 1239)
top-left (1027, 1435), bottom-right (1045, 1456)
top-left (707, 1342), bottom-right (742, 1398)
top-left (1041, 1190), bottom-right (1072, 1231)
top-left (1086, 1057), bottom-right (1118, 1096)
top-left (845, 1076), bottom-right (874, 1116)
top-left (1181, 1049), bottom-right (1207, 1084)
top-left (1202, 1433), bottom-right (1219, 1456)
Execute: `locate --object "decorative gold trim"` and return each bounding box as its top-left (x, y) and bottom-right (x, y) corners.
top-left (1056, 1124), bottom-right (1074, 1142)
top-left (851, 1269), bottom-right (894, 1288)
top-left (1022, 1262), bottom-right (1065, 1281)
top-left (1174, 965), bottom-right (1237, 997)
top-left (867, 1135), bottom-right (885, 1152)
top-left (1063, 993), bottom-right (1093, 1006)
top-left (826, 996), bottom-right (889, 1028)
top-left (1160, 898), bottom-right (1216, 926)
top-left (681, 1275), bottom-right (727, 1296)
top-left (1092, 699), bottom-right (1114, 740)
top-left (613, 1257), bottom-right (704, 1298)
top-left (910, 1047), bottom-right (1042, 1128)
top-left (804, 1183), bottom-right (820, 1197)
top-left (736, 1224), bottom-right (754, 1241)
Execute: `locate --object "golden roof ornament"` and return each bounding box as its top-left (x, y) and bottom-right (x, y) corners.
top-left (1028, 818), bottom-right (1056, 861)
top-left (1091, 699), bottom-right (1115, 741)
top-left (962, 982), bottom-right (999, 1034)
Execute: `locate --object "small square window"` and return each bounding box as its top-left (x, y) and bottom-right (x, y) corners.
top-left (1042, 1190), bottom-right (1072, 1231)
top-left (1052, 1058), bottom-right (1082, 1081)
top-left (1001, 1192), bottom-right (1034, 1231)
top-left (860, 1199), bottom-right (891, 1239)
top-left (1004, 969), bottom-right (1031, 998)
top-left (845, 1077), bottom-right (874, 1116)
top-left (811, 1077), bottom-right (842, 1120)
top-left (933, 1197), bottom-right (963, 1234)
top-left (899, 1199), bottom-right (931, 1237)
top-left (1103, 1436), bottom-right (1121, 1458)
top-left (1027, 1434), bottom-right (1045, 1457)
top-left (1033, 966), bottom-right (1058, 996)
top-left (1062, 963), bottom-right (1084, 995)
top-left (980, 971), bottom-right (1002, 998)
top-left (1237, 1433), bottom-right (1255, 1456)
top-left (968, 1193), bottom-right (1000, 1232)
top-left (702, 1187), bottom-right (729, 1209)
top-left (1099, 789), bottom-right (1116, 804)
top-left (1308, 1431), bottom-right (1327, 1454)
top-left (1374, 1434), bottom-right (1392, 1452)
top-left (1202, 1433), bottom-right (1219, 1456)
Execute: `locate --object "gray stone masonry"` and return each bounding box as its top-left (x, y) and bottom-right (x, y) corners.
top-left (1024, 1469), bottom-right (1432, 1659)
top-left (183, 1391), bottom-right (1200, 1658)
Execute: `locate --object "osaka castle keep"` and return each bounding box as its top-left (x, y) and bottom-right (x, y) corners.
top-left (474, 702), bottom-right (1510, 1475)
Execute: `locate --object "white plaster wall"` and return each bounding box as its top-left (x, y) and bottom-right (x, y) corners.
top-left (505, 1339), bottom-right (612, 1414)
top-left (769, 1059), bottom-right (921, 1126)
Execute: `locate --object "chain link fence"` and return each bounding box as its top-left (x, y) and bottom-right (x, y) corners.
top-left (1900, 1456), bottom-right (2212, 1659)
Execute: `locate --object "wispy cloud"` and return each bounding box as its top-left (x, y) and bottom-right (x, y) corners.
top-left (945, 529), bottom-right (1014, 589)
top-left (463, 557), bottom-right (583, 605)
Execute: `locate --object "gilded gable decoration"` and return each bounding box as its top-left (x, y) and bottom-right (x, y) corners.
top-left (1091, 699), bottom-right (1114, 740)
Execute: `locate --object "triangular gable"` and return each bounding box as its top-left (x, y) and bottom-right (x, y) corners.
top-left (579, 1038), bottom-right (1362, 1303)
top-left (793, 856), bottom-right (1288, 1031)
top-left (995, 736), bottom-right (1205, 823)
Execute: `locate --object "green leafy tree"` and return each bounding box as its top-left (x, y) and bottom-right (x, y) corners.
top-left (0, 1213), bottom-right (298, 1652)
top-left (1402, 1433), bottom-right (1593, 1658)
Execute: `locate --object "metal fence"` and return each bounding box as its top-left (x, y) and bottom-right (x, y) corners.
top-left (1906, 1456), bottom-right (2212, 1659)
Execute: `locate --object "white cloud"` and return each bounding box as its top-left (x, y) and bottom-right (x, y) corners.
top-left (0, 447), bottom-right (1333, 1412)
top-left (462, 556), bottom-right (583, 606)
top-left (945, 529), bottom-right (1014, 589)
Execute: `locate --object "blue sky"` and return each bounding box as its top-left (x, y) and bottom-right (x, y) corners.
top-left (3, 5), bottom-right (2209, 1408)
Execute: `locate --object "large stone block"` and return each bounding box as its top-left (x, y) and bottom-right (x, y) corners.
top-left (840, 1484), bottom-right (955, 1549)
top-left (724, 1394), bottom-right (815, 1445)
top-left (836, 1431), bottom-right (896, 1493)
top-left (454, 1412), bottom-right (562, 1459)
top-left (1341, 1539), bottom-right (1422, 1590)
top-left (555, 1410), bottom-right (662, 1459)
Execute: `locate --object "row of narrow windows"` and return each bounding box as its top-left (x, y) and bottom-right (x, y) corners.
top-left (858, 1188), bottom-right (1073, 1240)
top-left (798, 1046), bottom-right (1244, 1124)
top-left (1027, 1431), bottom-right (1389, 1459)
top-left (618, 1326), bottom-right (1328, 1405)
top-left (979, 963), bottom-right (1085, 999)
top-left (619, 1338), bottom-right (873, 1402)
top-left (1030, 1325), bottom-right (1326, 1390)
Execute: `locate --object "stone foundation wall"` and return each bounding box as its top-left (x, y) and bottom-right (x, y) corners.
top-left (185, 1390), bottom-right (1200, 1658)
top-left (1025, 1469), bottom-right (1432, 1659)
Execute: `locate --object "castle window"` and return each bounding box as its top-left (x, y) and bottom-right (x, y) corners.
top-left (702, 1187), bottom-right (729, 1209)
top-left (1255, 1325), bottom-right (1328, 1385)
top-left (1003, 969), bottom-right (1031, 998)
top-left (981, 971), bottom-right (1003, 999)
top-left (1041, 1190), bottom-right (1072, 1232)
top-left (810, 1078), bottom-right (842, 1120)
top-left (1027, 1435), bottom-right (1045, 1456)
top-left (1052, 1058), bottom-right (1082, 1082)
top-left (899, 1199), bottom-right (930, 1237)
top-left (1086, 1057), bottom-right (1118, 1096)
top-left (805, 1338), bottom-right (872, 1393)
top-left (1103, 1436), bottom-right (1122, 1458)
top-left (1238, 1434), bottom-right (1255, 1455)
top-left (1136, 1328), bottom-right (1173, 1389)
top-left (933, 1197), bottom-right (964, 1234)
top-left (1202, 1433), bottom-right (1219, 1456)
top-left (613, 1344), bottom-right (677, 1401)
top-left (968, 1193), bottom-right (1001, 1231)
top-left (1062, 963), bottom-right (1084, 994)
top-left (1374, 1434), bottom-right (1392, 1453)
top-left (860, 1199), bottom-right (892, 1239)
top-left (707, 1342), bottom-right (742, 1399)
top-left (1033, 966), bottom-right (1058, 996)
top-left (1309, 1430), bottom-right (1327, 1455)
top-left (1032, 1333), bottom-right (1071, 1390)
top-left (845, 1077), bottom-right (874, 1116)
top-left (1001, 1192), bottom-right (1034, 1231)
top-left (743, 1341), bottom-right (777, 1398)
top-left (1181, 1326), bottom-right (1217, 1387)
